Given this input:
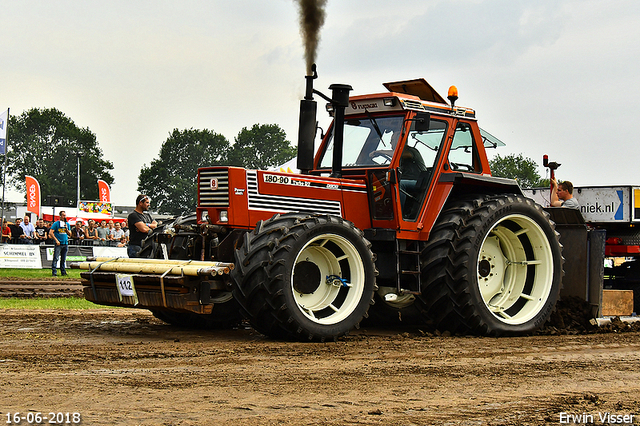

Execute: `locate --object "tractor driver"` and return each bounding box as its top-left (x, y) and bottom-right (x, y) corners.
top-left (369, 130), bottom-right (427, 213)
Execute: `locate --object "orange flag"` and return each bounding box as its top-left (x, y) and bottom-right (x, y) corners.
top-left (25, 175), bottom-right (41, 216)
top-left (97, 179), bottom-right (111, 203)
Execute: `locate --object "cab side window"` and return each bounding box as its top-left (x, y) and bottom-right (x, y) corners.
top-left (448, 122), bottom-right (481, 173)
top-left (399, 119), bottom-right (448, 220)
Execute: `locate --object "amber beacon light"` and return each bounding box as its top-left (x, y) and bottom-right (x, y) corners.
top-left (448, 85), bottom-right (459, 108)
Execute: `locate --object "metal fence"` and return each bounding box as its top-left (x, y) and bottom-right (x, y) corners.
top-left (5, 238), bottom-right (126, 247)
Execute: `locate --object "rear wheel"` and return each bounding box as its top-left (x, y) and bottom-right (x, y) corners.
top-left (418, 194), bottom-right (563, 335)
top-left (232, 213), bottom-right (377, 341)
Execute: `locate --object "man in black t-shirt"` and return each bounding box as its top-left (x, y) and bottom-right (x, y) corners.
top-left (9, 219), bottom-right (24, 244)
top-left (35, 219), bottom-right (48, 244)
top-left (126, 194), bottom-right (157, 258)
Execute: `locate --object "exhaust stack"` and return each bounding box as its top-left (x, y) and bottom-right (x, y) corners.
top-left (296, 65), bottom-right (353, 177)
top-left (297, 64), bottom-right (318, 174)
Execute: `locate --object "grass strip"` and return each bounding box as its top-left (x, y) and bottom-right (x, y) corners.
top-left (0, 297), bottom-right (100, 310)
top-left (0, 268), bottom-right (83, 280)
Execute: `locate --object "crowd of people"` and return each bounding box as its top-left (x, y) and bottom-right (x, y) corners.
top-left (0, 216), bottom-right (130, 247)
top-left (1, 195), bottom-right (157, 276)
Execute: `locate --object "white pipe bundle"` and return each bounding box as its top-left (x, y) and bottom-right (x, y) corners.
top-left (72, 257), bottom-right (234, 276)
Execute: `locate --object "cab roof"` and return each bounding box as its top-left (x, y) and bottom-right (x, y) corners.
top-left (383, 79), bottom-right (447, 104)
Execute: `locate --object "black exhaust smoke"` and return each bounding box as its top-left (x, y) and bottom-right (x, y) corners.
top-left (295, 0), bottom-right (328, 174)
top-left (296, 0), bottom-right (327, 75)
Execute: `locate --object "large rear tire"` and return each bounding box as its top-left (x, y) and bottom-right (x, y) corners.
top-left (418, 194), bottom-right (563, 335)
top-left (232, 213), bottom-right (377, 341)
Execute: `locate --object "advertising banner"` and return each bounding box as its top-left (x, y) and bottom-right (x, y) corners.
top-left (25, 175), bottom-right (41, 217)
top-left (97, 179), bottom-right (111, 203)
top-left (0, 244), bottom-right (42, 269)
top-left (523, 186), bottom-right (633, 223)
top-left (0, 109), bottom-right (7, 155)
top-left (0, 245), bottom-right (126, 269)
top-left (93, 246), bottom-right (127, 258)
top-left (78, 201), bottom-right (112, 215)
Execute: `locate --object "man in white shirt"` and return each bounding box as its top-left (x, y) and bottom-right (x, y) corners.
top-left (19, 216), bottom-right (36, 244)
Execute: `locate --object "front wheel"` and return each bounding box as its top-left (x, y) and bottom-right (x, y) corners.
top-left (419, 194), bottom-right (563, 335)
top-left (231, 213), bottom-right (377, 341)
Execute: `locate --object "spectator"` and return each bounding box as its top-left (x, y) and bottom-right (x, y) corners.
top-left (71, 220), bottom-right (86, 244)
top-left (35, 219), bottom-right (48, 244)
top-left (49, 210), bottom-right (71, 276)
top-left (1, 219), bottom-right (11, 243)
top-left (10, 219), bottom-right (24, 243)
top-left (116, 234), bottom-right (128, 247)
top-left (112, 221), bottom-right (125, 244)
top-left (20, 216), bottom-right (36, 244)
top-left (96, 219), bottom-right (109, 246)
top-left (44, 221), bottom-right (55, 244)
top-left (122, 219), bottom-right (129, 242)
top-left (107, 220), bottom-right (115, 241)
top-left (551, 179), bottom-right (580, 210)
top-left (85, 219), bottom-right (99, 243)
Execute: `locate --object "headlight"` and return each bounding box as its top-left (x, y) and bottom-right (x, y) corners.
top-left (219, 210), bottom-right (228, 223)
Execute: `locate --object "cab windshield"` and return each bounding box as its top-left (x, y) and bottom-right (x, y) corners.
top-left (318, 115), bottom-right (405, 169)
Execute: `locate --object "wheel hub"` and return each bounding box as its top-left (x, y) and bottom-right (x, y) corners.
top-left (478, 258), bottom-right (492, 278)
top-left (293, 260), bottom-right (322, 294)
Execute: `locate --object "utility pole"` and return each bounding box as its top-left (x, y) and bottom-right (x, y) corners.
top-left (76, 152), bottom-right (82, 208)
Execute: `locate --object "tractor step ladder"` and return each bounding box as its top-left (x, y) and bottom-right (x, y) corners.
top-left (396, 240), bottom-right (423, 295)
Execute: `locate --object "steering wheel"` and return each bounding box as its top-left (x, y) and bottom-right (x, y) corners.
top-left (450, 162), bottom-right (474, 172)
top-left (369, 151), bottom-right (393, 162)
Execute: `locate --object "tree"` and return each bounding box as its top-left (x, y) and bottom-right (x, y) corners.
top-left (137, 128), bottom-right (230, 215)
top-left (6, 108), bottom-right (114, 205)
top-left (489, 153), bottom-right (544, 189)
top-left (228, 124), bottom-right (296, 170)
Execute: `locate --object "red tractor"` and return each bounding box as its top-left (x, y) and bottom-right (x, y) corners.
top-left (81, 68), bottom-right (564, 341)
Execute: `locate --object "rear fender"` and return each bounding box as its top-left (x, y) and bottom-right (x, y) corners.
top-left (415, 173), bottom-right (523, 239)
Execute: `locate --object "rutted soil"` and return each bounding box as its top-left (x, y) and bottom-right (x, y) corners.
top-left (0, 309), bottom-right (639, 425)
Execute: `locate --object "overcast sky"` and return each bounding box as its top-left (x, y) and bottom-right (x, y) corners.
top-left (1, 0), bottom-right (639, 206)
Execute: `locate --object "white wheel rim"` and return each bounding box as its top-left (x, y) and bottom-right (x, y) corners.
top-left (477, 213), bottom-right (554, 325)
top-left (292, 233), bottom-right (366, 325)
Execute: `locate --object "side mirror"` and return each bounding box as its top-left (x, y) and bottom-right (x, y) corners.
top-left (414, 112), bottom-right (430, 132)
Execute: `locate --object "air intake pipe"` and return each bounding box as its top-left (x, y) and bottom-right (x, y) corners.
top-left (328, 83), bottom-right (352, 178)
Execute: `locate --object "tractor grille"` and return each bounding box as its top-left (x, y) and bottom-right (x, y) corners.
top-left (199, 169), bottom-right (229, 207)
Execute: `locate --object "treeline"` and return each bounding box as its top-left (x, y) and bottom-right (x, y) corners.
top-left (4, 108), bottom-right (296, 215)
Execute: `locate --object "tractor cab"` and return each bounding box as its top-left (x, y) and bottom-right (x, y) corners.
top-left (310, 79), bottom-right (497, 238)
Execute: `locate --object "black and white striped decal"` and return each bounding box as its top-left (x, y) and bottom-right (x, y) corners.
top-left (247, 171), bottom-right (343, 216)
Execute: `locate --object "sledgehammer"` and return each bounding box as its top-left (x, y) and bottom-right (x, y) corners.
top-left (543, 154), bottom-right (561, 192)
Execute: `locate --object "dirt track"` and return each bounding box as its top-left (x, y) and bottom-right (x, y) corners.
top-left (0, 309), bottom-right (639, 425)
